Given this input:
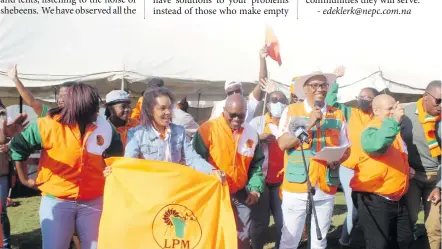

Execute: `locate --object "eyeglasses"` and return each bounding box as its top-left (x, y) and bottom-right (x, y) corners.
top-left (269, 97), bottom-right (288, 104)
top-left (426, 92), bottom-right (441, 105)
top-left (227, 89), bottom-right (242, 96)
top-left (356, 95), bottom-right (373, 101)
top-left (307, 83), bottom-right (329, 91)
top-left (224, 108), bottom-right (246, 120)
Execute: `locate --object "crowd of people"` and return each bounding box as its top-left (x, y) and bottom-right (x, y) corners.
top-left (0, 47), bottom-right (440, 249)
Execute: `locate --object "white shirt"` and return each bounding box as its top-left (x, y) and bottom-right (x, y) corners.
top-left (278, 101), bottom-right (350, 200)
top-left (152, 125), bottom-right (172, 162)
top-left (209, 93), bottom-right (259, 123)
top-left (172, 107), bottom-right (199, 136)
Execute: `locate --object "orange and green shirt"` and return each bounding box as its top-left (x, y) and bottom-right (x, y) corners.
top-left (279, 102), bottom-right (347, 195)
top-left (192, 115), bottom-right (265, 194)
top-left (325, 82), bottom-right (373, 169)
top-left (40, 105), bottom-right (51, 118)
top-left (9, 115), bottom-right (124, 201)
top-left (351, 117), bottom-right (409, 201)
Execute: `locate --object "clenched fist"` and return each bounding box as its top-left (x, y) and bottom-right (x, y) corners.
top-left (392, 101), bottom-right (404, 124)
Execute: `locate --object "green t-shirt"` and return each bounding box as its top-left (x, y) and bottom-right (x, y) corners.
top-left (40, 105), bottom-right (50, 118)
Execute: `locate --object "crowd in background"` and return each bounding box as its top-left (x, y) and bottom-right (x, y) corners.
top-left (0, 47), bottom-right (440, 249)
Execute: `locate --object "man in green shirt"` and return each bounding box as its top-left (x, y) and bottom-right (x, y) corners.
top-left (7, 65), bottom-right (75, 117)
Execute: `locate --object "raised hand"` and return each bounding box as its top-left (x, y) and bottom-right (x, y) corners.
top-left (392, 101), bottom-right (404, 123)
top-left (333, 66), bottom-right (346, 78)
top-left (260, 78), bottom-right (277, 93)
top-left (7, 64), bottom-right (19, 82)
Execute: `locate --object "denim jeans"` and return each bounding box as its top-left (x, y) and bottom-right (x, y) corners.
top-left (339, 166), bottom-right (358, 245)
top-left (251, 183), bottom-right (283, 249)
top-left (39, 195), bottom-right (103, 249)
top-left (0, 176), bottom-right (10, 248)
top-left (231, 189), bottom-right (253, 249)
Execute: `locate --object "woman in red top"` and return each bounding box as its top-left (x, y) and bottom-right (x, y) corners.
top-left (249, 91), bottom-right (287, 249)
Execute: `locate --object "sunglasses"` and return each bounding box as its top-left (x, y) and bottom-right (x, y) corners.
top-left (356, 95), bottom-right (373, 101)
top-left (227, 89), bottom-right (242, 96)
top-left (224, 108), bottom-right (246, 120)
top-left (269, 97), bottom-right (288, 104)
top-left (426, 92), bottom-right (442, 105)
top-left (307, 83), bottom-right (329, 91)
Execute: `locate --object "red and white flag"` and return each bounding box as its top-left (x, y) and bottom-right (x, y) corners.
top-left (265, 26), bottom-right (282, 66)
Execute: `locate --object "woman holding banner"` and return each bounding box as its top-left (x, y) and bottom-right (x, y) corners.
top-left (8, 83), bottom-right (124, 249)
top-left (104, 87), bottom-right (225, 181)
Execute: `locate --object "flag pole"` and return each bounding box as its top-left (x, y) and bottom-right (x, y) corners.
top-left (259, 27), bottom-right (270, 133)
top-left (258, 71), bottom-right (269, 133)
top-left (121, 64), bottom-right (125, 90)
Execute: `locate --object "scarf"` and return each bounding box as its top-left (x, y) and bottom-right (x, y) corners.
top-left (417, 98), bottom-right (441, 157)
top-left (263, 113), bottom-right (279, 134)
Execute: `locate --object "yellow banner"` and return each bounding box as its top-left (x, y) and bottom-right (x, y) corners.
top-left (98, 157), bottom-right (238, 249)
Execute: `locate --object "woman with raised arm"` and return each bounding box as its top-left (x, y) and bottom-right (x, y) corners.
top-left (9, 83), bottom-right (124, 249)
top-left (8, 65), bottom-right (75, 117)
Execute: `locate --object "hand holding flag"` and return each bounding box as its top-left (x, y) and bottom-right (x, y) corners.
top-left (265, 26), bottom-right (282, 66)
top-left (259, 45), bottom-right (268, 59)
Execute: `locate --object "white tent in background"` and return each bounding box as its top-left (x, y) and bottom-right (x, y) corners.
top-left (0, 12), bottom-right (440, 116)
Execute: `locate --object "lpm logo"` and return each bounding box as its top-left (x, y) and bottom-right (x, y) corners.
top-left (152, 204), bottom-right (202, 249)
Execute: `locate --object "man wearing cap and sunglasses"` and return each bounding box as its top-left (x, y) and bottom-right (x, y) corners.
top-left (209, 47), bottom-right (275, 123)
top-left (277, 71), bottom-right (350, 249)
top-left (401, 80), bottom-right (441, 248)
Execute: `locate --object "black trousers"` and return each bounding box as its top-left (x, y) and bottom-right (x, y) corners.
top-left (352, 191), bottom-right (413, 249)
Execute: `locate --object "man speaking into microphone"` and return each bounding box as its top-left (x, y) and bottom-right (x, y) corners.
top-left (277, 71), bottom-right (350, 249)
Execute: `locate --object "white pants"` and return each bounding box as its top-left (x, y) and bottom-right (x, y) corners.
top-left (279, 191), bottom-right (335, 249)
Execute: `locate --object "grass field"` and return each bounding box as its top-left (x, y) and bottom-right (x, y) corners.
top-left (7, 192), bottom-right (427, 249)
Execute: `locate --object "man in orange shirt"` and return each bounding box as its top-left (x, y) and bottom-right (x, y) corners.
top-left (351, 94), bottom-right (413, 249)
top-left (193, 94), bottom-right (264, 249)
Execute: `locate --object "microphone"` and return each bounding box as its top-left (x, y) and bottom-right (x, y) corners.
top-left (288, 117), bottom-right (310, 144)
top-left (314, 99), bottom-right (324, 129)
